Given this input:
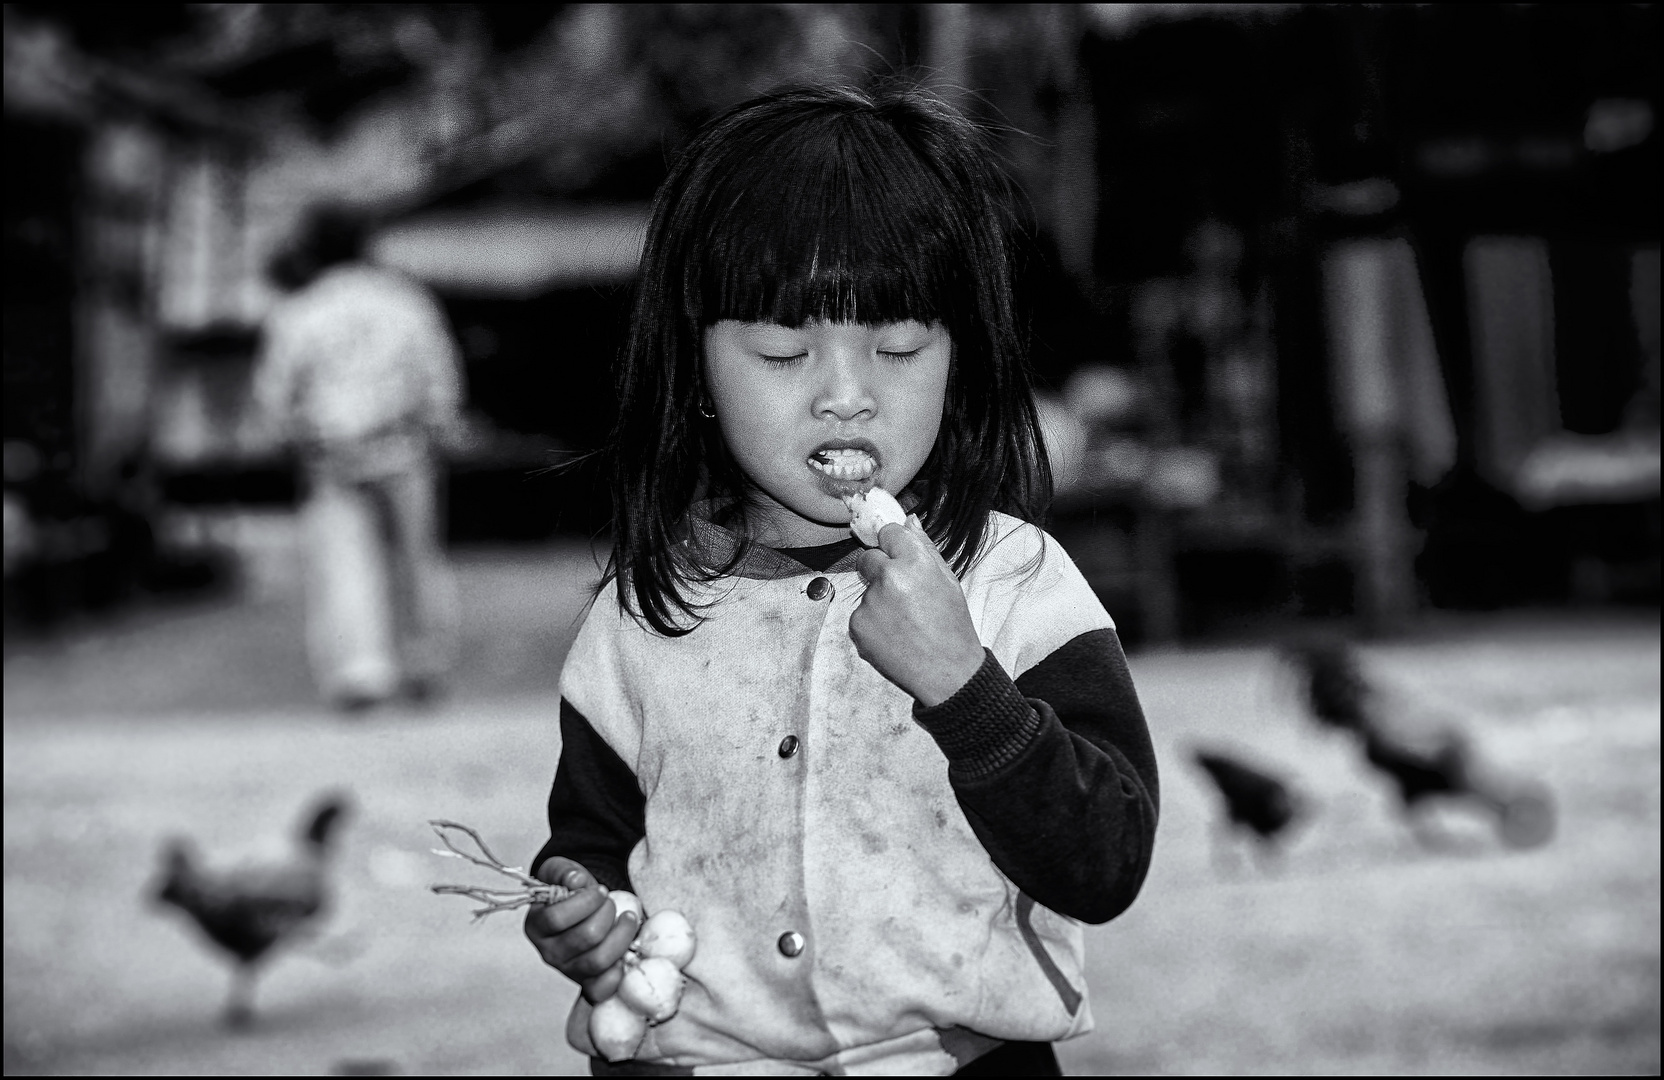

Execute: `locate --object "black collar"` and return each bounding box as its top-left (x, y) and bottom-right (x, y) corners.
top-left (685, 513), bottom-right (866, 580)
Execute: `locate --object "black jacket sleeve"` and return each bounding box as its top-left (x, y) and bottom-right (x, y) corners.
top-left (911, 629), bottom-right (1158, 925)
top-left (532, 698), bottom-right (647, 893)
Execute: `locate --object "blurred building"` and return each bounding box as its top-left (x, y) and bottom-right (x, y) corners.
top-left (2, 3), bottom-right (901, 620)
top-left (3, 4), bottom-right (1658, 637)
top-left (1046, 4), bottom-right (1660, 638)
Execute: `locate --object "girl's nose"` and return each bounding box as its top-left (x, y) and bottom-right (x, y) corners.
top-left (812, 348), bottom-right (877, 422)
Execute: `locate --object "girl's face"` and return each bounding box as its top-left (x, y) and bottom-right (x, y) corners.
top-left (702, 319), bottom-right (951, 548)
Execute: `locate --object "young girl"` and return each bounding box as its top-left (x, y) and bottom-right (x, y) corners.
top-left (524, 83), bottom-right (1158, 1076)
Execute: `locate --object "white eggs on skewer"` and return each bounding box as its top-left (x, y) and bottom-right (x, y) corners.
top-left (586, 898), bottom-right (700, 1059)
top-left (589, 996), bottom-right (648, 1062)
top-left (633, 910), bottom-right (697, 969)
top-left (617, 956), bottom-right (685, 1023)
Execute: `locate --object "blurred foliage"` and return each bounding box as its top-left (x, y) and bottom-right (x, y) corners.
top-left (11, 4), bottom-right (945, 205)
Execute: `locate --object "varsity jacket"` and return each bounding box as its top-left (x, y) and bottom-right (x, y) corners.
top-left (537, 511), bottom-right (1158, 1075)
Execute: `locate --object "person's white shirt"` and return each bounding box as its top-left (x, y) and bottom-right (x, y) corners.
top-left (255, 264), bottom-right (462, 453)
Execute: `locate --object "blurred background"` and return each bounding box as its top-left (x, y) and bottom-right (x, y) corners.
top-left (4, 4), bottom-right (1658, 1076)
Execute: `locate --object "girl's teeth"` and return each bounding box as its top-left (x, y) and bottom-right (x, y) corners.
top-left (810, 449), bottom-right (876, 480)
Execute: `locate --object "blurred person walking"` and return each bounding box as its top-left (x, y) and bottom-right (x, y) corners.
top-left (254, 208), bottom-right (463, 711)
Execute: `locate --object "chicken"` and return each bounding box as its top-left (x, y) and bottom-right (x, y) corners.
top-left (1192, 747), bottom-right (1304, 872)
top-left (1287, 642), bottom-right (1555, 850)
top-left (1359, 724), bottom-right (1478, 810)
top-left (1286, 642), bottom-right (1373, 734)
top-left (1358, 724), bottom-right (1556, 849)
top-left (153, 792), bottom-right (350, 1028)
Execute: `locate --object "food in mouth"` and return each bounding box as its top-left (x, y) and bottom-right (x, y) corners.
top-left (808, 447), bottom-right (877, 482)
top-left (844, 485), bottom-right (907, 546)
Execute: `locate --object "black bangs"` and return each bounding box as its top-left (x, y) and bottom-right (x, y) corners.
top-left (690, 108), bottom-right (968, 329)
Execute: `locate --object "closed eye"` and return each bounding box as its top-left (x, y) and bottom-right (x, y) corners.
top-left (760, 353), bottom-right (807, 365)
top-left (878, 349), bottom-right (922, 361)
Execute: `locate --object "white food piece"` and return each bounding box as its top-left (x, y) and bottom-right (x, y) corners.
top-left (589, 995), bottom-right (648, 1062)
top-left (844, 485), bottom-right (906, 547)
top-left (617, 956), bottom-right (685, 1024)
top-left (633, 909), bottom-right (697, 970)
top-left (608, 889), bottom-right (644, 925)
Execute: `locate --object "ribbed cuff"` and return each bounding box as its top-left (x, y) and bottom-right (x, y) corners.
top-left (913, 649), bottom-right (1043, 780)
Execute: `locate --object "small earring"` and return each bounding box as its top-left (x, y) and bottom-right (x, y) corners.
top-left (698, 399), bottom-right (716, 419)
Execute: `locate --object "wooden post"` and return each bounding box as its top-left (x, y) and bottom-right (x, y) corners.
top-left (76, 122), bottom-right (168, 496)
top-left (1321, 238), bottom-right (1433, 633)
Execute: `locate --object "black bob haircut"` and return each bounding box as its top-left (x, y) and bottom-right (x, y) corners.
top-left (608, 82), bottom-right (1052, 636)
top-left (267, 205), bottom-right (367, 291)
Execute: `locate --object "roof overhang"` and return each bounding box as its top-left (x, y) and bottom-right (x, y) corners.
top-left (368, 204), bottom-right (647, 297)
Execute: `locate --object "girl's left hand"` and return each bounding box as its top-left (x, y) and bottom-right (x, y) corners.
top-left (850, 516), bottom-right (986, 707)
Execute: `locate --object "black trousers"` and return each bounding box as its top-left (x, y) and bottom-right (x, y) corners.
top-left (955, 1041), bottom-right (1062, 1076)
top-left (592, 1040), bottom-right (1061, 1076)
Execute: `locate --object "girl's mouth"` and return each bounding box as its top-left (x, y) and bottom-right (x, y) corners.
top-left (808, 447), bottom-right (878, 483)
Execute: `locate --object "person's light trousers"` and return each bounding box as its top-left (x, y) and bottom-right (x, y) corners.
top-left (302, 456), bottom-right (457, 702)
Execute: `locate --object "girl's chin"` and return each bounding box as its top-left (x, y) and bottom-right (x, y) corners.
top-left (808, 467), bottom-right (878, 501)
top-left (792, 495), bottom-right (860, 533)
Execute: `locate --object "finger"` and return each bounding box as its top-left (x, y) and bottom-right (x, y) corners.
top-left (855, 546), bottom-right (890, 583)
top-left (566, 908), bottom-right (639, 979)
top-left (581, 961), bottom-right (627, 1005)
top-left (526, 876), bottom-right (607, 939)
top-left (534, 855), bottom-right (585, 887)
top-left (846, 608), bottom-right (876, 664)
top-left (579, 909), bottom-right (640, 979)
top-left (525, 889), bottom-right (608, 961)
top-left (535, 857), bottom-right (600, 909)
top-left (875, 520), bottom-right (921, 560)
top-left (537, 895), bottom-right (622, 970)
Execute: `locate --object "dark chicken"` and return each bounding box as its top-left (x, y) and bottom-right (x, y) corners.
top-left (1192, 748), bottom-right (1304, 870)
top-left (1288, 642), bottom-right (1373, 734)
top-left (1288, 642), bottom-right (1554, 849)
top-left (153, 792), bottom-right (349, 1027)
top-left (1358, 725), bottom-right (1556, 849)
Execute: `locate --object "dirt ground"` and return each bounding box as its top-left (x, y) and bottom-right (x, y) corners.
top-left (4, 540), bottom-right (1659, 1075)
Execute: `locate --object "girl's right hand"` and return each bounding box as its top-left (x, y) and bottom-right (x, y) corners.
top-left (524, 856), bottom-right (640, 1004)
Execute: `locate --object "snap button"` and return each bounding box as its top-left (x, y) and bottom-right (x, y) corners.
top-left (805, 576), bottom-right (833, 601)
top-left (778, 734), bottom-right (799, 758)
top-left (777, 930), bottom-right (805, 957)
